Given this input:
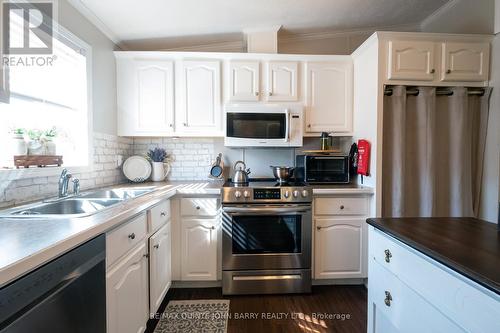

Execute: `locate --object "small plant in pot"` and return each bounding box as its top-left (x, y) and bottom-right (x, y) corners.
top-left (42, 127), bottom-right (57, 155)
top-left (10, 128), bottom-right (27, 155)
top-left (27, 129), bottom-right (45, 155)
top-left (147, 147), bottom-right (171, 182)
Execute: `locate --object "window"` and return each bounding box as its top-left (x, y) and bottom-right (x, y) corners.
top-left (0, 10), bottom-right (91, 169)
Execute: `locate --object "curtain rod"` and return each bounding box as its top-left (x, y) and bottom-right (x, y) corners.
top-left (384, 87), bottom-right (486, 97)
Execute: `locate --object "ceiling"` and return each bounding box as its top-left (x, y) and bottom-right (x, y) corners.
top-left (75, 0), bottom-right (450, 43)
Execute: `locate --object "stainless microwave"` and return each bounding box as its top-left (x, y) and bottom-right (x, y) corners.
top-left (295, 154), bottom-right (350, 184)
top-left (224, 105), bottom-right (303, 147)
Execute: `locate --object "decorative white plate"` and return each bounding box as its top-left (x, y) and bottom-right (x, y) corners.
top-left (123, 156), bottom-right (151, 182)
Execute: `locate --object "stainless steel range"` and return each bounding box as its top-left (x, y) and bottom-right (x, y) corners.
top-left (222, 179), bottom-right (312, 295)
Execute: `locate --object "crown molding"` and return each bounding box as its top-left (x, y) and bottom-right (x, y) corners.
top-left (67, 0), bottom-right (121, 45)
top-left (419, 0), bottom-right (460, 29)
top-left (157, 40), bottom-right (244, 52)
top-left (279, 23), bottom-right (420, 43)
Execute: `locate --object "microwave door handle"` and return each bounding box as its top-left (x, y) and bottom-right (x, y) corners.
top-left (284, 109), bottom-right (290, 142)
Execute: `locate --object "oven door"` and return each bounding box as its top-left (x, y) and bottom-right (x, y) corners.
top-left (222, 204), bottom-right (311, 271)
top-left (225, 111), bottom-right (290, 147)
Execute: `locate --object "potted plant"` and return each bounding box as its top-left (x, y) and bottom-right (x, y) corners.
top-left (27, 129), bottom-right (45, 155)
top-left (11, 128), bottom-right (27, 155)
top-left (42, 127), bottom-right (57, 155)
top-left (147, 147), bottom-right (171, 181)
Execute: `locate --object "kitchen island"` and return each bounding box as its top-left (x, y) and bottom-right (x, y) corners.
top-left (366, 217), bottom-right (500, 332)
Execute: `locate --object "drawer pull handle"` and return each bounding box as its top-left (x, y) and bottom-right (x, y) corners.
top-left (384, 249), bottom-right (392, 263)
top-left (384, 291), bottom-right (392, 306)
top-left (128, 233), bottom-right (136, 240)
top-left (340, 205), bottom-right (345, 210)
top-left (196, 206), bottom-right (201, 210)
top-left (153, 244), bottom-right (160, 249)
top-left (160, 212), bottom-right (166, 217)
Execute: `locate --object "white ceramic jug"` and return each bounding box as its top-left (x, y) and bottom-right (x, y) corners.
top-left (151, 162), bottom-right (170, 181)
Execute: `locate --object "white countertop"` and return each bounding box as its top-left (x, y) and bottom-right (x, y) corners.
top-left (0, 180), bottom-right (371, 287)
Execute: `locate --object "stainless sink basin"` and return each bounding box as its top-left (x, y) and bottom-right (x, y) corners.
top-left (79, 187), bottom-right (155, 200)
top-left (10, 198), bottom-right (124, 217)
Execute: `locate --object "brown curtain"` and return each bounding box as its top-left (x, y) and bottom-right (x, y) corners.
top-left (382, 86), bottom-right (491, 218)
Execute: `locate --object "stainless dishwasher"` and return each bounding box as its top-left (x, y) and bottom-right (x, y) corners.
top-left (0, 234), bottom-right (106, 333)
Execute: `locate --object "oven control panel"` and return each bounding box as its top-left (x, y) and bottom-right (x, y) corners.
top-left (253, 189), bottom-right (281, 200)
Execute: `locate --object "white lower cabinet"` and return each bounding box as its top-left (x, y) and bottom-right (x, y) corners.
top-left (314, 218), bottom-right (366, 279)
top-left (368, 227), bottom-right (500, 333)
top-left (149, 222), bottom-right (172, 314)
top-left (313, 196), bottom-right (369, 280)
top-left (180, 218), bottom-right (218, 281)
top-left (106, 242), bottom-right (149, 333)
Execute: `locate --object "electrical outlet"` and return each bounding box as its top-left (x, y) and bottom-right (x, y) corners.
top-left (116, 155), bottom-right (123, 168)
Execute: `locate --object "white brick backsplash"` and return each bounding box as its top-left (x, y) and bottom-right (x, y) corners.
top-left (0, 132), bottom-right (133, 207)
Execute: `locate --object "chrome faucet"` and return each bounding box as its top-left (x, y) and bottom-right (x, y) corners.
top-left (58, 169), bottom-right (72, 198)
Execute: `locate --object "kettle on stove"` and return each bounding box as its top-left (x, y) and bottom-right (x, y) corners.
top-left (233, 161), bottom-right (251, 185)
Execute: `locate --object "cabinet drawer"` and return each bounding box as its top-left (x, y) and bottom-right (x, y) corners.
top-left (106, 213), bottom-right (147, 267)
top-left (369, 260), bottom-right (465, 333)
top-left (369, 227), bottom-right (500, 333)
top-left (149, 200), bottom-right (170, 234)
top-left (314, 197), bottom-right (368, 216)
top-left (180, 198), bottom-right (218, 217)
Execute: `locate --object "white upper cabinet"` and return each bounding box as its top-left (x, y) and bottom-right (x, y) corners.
top-left (178, 60), bottom-right (222, 135)
top-left (229, 61), bottom-right (260, 102)
top-left (440, 42), bottom-right (490, 82)
top-left (266, 61), bottom-right (298, 101)
top-left (305, 61), bottom-right (353, 133)
top-left (117, 59), bottom-right (175, 136)
top-left (387, 40), bottom-right (436, 81)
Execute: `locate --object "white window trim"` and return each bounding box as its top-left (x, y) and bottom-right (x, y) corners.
top-left (0, 21), bottom-right (94, 178)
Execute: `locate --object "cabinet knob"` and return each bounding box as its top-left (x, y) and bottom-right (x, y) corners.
top-left (128, 233), bottom-right (136, 240)
top-left (430, 69), bottom-right (435, 74)
top-left (154, 244), bottom-right (160, 249)
top-left (384, 249), bottom-right (392, 263)
top-left (269, 92), bottom-right (273, 96)
top-left (169, 124), bottom-right (173, 128)
top-left (183, 122), bottom-right (188, 126)
top-left (384, 291), bottom-right (392, 306)
top-left (307, 124), bottom-right (311, 128)
top-left (211, 226), bottom-right (215, 230)
top-left (446, 69), bottom-right (451, 74)
top-left (316, 226), bottom-right (322, 231)
top-left (160, 212), bottom-right (166, 217)
top-left (255, 92), bottom-right (259, 96)
top-left (196, 206), bottom-right (201, 210)
top-left (340, 205), bottom-right (345, 210)
top-left (143, 253), bottom-right (149, 259)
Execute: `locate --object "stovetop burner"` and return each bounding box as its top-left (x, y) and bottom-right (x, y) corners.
top-left (224, 178), bottom-right (307, 188)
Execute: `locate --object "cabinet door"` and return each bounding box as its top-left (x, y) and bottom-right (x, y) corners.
top-left (305, 61), bottom-right (353, 133)
top-left (106, 242), bottom-right (149, 333)
top-left (181, 218), bottom-right (217, 281)
top-left (117, 59), bottom-right (174, 136)
top-left (314, 218), bottom-right (365, 279)
top-left (229, 61), bottom-right (260, 101)
top-left (266, 61), bottom-right (298, 101)
top-left (178, 60), bottom-right (222, 135)
top-left (387, 40), bottom-right (436, 81)
top-left (149, 222), bottom-right (171, 314)
top-left (441, 42), bottom-right (490, 82)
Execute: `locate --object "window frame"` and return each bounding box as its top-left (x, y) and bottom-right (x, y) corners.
top-left (0, 21), bottom-right (94, 177)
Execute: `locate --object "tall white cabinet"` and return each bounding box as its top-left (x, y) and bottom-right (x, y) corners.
top-left (177, 60), bottom-right (222, 135)
top-left (305, 61), bottom-right (353, 134)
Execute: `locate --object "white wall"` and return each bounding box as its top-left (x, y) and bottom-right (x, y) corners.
top-left (421, 0), bottom-right (495, 34)
top-left (59, 0), bottom-right (118, 135)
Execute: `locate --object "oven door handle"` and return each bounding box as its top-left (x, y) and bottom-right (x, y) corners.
top-left (223, 206), bottom-right (311, 214)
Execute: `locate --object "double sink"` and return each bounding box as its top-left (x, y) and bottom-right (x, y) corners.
top-left (1, 187), bottom-right (156, 218)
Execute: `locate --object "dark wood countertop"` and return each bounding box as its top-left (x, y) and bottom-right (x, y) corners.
top-left (366, 217), bottom-right (500, 295)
